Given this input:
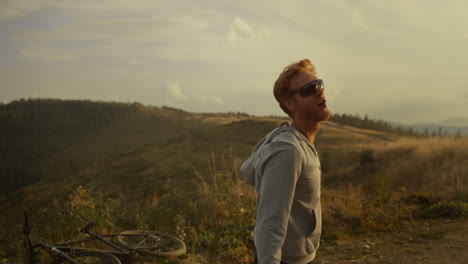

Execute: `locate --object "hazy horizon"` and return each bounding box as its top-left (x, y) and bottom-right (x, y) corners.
top-left (1, 0), bottom-right (468, 126)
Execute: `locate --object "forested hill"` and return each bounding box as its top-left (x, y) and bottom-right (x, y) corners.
top-left (0, 99), bottom-right (141, 193)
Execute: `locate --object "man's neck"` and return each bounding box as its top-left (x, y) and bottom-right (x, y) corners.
top-left (290, 120), bottom-right (320, 144)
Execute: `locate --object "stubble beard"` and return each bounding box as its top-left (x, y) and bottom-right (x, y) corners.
top-left (322, 109), bottom-right (331, 121)
top-left (311, 107), bottom-right (331, 123)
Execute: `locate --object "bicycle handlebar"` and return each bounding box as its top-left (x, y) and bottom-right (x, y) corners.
top-left (79, 221), bottom-right (95, 233)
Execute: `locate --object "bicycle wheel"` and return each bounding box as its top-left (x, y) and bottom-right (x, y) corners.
top-left (115, 230), bottom-right (186, 257)
top-left (52, 251), bottom-right (122, 264)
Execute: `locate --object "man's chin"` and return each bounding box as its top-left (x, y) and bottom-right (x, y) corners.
top-left (320, 109), bottom-right (331, 122)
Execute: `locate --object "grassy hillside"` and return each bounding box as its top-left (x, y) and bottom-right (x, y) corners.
top-left (0, 101), bottom-right (398, 226)
top-left (1, 99), bottom-right (467, 263)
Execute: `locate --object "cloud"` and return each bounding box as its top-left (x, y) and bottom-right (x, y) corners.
top-left (164, 82), bottom-right (187, 101)
top-left (5, 1), bottom-right (223, 63)
top-left (226, 16), bottom-right (268, 45)
top-left (161, 82), bottom-right (224, 111)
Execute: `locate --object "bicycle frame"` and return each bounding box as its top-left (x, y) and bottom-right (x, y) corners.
top-left (54, 221), bottom-right (132, 258)
top-left (33, 241), bottom-right (86, 264)
top-left (23, 210), bottom-right (186, 262)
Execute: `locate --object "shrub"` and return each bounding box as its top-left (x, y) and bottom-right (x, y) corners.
top-left (404, 192), bottom-right (441, 208)
top-left (420, 201), bottom-right (468, 218)
top-left (359, 149), bottom-right (375, 165)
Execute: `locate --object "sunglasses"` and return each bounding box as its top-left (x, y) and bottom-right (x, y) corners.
top-left (291, 79), bottom-right (324, 97)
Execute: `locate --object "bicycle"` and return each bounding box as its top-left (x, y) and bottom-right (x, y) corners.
top-left (23, 211), bottom-right (122, 264)
top-left (23, 210), bottom-right (187, 263)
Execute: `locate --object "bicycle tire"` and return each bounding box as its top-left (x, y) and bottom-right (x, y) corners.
top-left (114, 230), bottom-right (186, 257)
top-left (52, 250), bottom-right (122, 264)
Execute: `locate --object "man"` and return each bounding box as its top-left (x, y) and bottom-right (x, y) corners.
top-left (240, 58), bottom-right (330, 264)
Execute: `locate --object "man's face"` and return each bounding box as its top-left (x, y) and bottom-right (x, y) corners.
top-left (286, 71), bottom-right (330, 122)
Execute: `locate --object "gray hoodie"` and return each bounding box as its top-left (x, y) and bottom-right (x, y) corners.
top-left (239, 124), bottom-right (322, 264)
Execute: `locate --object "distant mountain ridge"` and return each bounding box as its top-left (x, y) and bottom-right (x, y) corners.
top-left (391, 121), bottom-right (468, 136)
top-left (439, 117), bottom-right (468, 127)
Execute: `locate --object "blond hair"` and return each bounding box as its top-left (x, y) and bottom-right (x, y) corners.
top-left (273, 59), bottom-right (317, 117)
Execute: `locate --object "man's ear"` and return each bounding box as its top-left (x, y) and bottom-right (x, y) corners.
top-left (282, 98), bottom-right (296, 114)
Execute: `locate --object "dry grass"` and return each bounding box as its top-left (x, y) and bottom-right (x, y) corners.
top-left (370, 137), bottom-right (468, 199)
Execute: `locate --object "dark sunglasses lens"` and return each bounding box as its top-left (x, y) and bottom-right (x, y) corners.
top-left (299, 85), bottom-right (316, 96)
top-left (299, 80), bottom-right (323, 96)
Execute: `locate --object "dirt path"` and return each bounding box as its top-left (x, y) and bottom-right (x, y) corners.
top-left (315, 218), bottom-right (468, 264)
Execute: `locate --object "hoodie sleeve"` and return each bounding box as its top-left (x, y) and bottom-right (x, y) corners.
top-left (255, 140), bottom-right (301, 264)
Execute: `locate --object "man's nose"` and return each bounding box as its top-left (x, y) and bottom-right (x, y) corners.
top-left (315, 87), bottom-right (324, 97)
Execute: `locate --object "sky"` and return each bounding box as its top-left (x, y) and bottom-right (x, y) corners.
top-left (1, 0), bottom-right (468, 126)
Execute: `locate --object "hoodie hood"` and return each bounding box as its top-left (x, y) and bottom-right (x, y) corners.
top-left (239, 123), bottom-right (305, 186)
